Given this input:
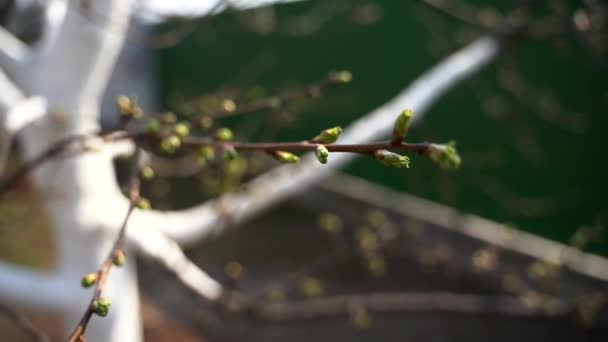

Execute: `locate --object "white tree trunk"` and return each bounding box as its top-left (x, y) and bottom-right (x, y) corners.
top-left (11, 1), bottom-right (141, 340)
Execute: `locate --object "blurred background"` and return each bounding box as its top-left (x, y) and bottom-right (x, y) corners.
top-left (1, 0), bottom-right (607, 341)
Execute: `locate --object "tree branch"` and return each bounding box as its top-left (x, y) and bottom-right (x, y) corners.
top-left (0, 304), bottom-right (51, 342)
top-left (127, 36), bottom-right (501, 245)
top-left (254, 291), bottom-right (570, 321)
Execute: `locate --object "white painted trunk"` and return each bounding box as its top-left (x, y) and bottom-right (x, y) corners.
top-left (14, 1), bottom-right (142, 340)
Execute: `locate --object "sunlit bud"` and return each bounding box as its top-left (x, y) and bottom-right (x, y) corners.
top-left (197, 146), bottom-right (216, 163)
top-left (136, 198), bottom-right (151, 210)
top-left (140, 166), bottom-right (155, 180)
top-left (267, 97), bottom-right (282, 110)
top-left (173, 122), bottom-right (190, 138)
top-left (374, 150), bottom-right (410, 168)
top-left (112, 250), bottom-right (126, 267)
top-left (92, 298), bottom-right (111, 317)
top-left (312, 126), bottom-right (342, 144)
top-left (315, 145), bottom-right (329, 164)
top-left (81, 273), bottom-right (97, 288)
top-left (300, 277), bottom-right (323, 297)
top-left (160, 135), bottom-right (181, 153)
top-left (221, 99), bottom-right (237, 112)
top-left (393, 109), bottom-right (413, 140)
top-left (215, 128), bottom-right (233, 141)
top-left (117, 95), bottom-right (143, 119)
top-left (329, 70), bottom-right (353, 84)
top-left (429, 141), bottom-right (461, 170)
top-left (273, 151), bottom-right (300, 164)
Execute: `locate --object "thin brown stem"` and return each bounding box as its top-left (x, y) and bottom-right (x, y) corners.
top-left (0, 304), bottom-right (50, 342)
top-left (66, 149), bottom-right (142, 342)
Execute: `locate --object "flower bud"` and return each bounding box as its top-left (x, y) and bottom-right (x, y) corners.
top-left (313, 126), bottom-right (342, 144)
top-left (215, 128), bottom-right (233, 141)
top-left (140, 166), bottom-right (155, 180)
top-left (315, 145), bottom-right (329, 164)
top-left (93, 298), bottom-right (111, 317)
top-left (393, 109), bottom-right (413, 140)
top-left (374, 150), bottom-right (410, 168)
top-left (329, 70), bottom-right (353, 84)
top-left (136, 198), bottom-right (151, 210)
top-left (117, 95), bottom-right (143, 119)
top-left (267, 97), bottom-right (282, 110)
top-left (160, 135), bottom-right (181, 153)
top-left (81, 273), bottom-right (98, 288)
top-left (273, 151), bottom-right (300, 163)
top-left (173, 122), bottom-right (190, 138)
top-left (112, 250), bottom-right (126, 267)
top-left (429, 141), bottom-right (461, 170)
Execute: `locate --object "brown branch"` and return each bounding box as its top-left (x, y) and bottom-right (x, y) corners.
top-left (66, 149), bottom-right (142, 342)
top-left (0, 130), bottom-right (130, 198)
top-left (252, 291), bottom-right (570, 321)
top-left (0, 304), bottom-right (50, 342)
top-left (180, 137), bottom-right (433, 158)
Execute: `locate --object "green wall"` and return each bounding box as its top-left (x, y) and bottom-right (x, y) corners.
top-left (158, 0), bottom-right (608, 255)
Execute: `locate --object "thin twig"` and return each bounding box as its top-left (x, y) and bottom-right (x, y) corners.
top-left (0, 304), bottom-right (51, 342)
top-left (66, 149), bottom-right (142, 342)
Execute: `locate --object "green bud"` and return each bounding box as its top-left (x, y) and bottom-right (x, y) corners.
top-left (329, 70), bottom-right (353, 84)
top-left (117, 95), bottom-right (143, 119)
top-left (93, 298), bottom-right (111, 317)
top-left (136, 198), bottom-right (151, 210)
top-left (429, 141), bottom-right (461, 170)
top-left (223, 147), bottom-right (239, 161)
top-left (140, 166), bottom-right (155, 180)
top-left (273, 151), bottom-right (300, 163)
top-left (267, 97), bottom-right (282, 110)
top-left (112, 250), bottom-right (126, 267)
top-left (145, 118), bottom-right (160, 134)
top-left (215, 128), bottom-right (233, 141)
top-left (313, 126), bottom-right (342, 144)
top-left (160, 135), bottom-right (181, 153)
top-left (160, 112), bottom-right (177, 124)
top-left (374, 150), bottom-right (410, 168)
top-left (393, 109), bottom-right (413, 140)
top-left (81, 273), bottom-right (98, 288)
top-left (173, 122), bottom-right (190, 138)
top-left (197, 146), bottom-right (216, 162)
top-left (315, 145), bottom-right (329, 164)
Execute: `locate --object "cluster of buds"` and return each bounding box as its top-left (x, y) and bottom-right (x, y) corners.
top-left (116, 95), bottom-right (143, 120)
top-left (92, 298), bottom-right (112, 317)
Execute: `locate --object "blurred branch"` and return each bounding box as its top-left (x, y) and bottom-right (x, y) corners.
top-left (0, 304), bottom-right (50, 342)
top-left (127, 36), bottom-right (501, 246)
top-left (67, 148), bottom-right (143, 342)
top-left (253, 291), bottom-right (569, 320)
